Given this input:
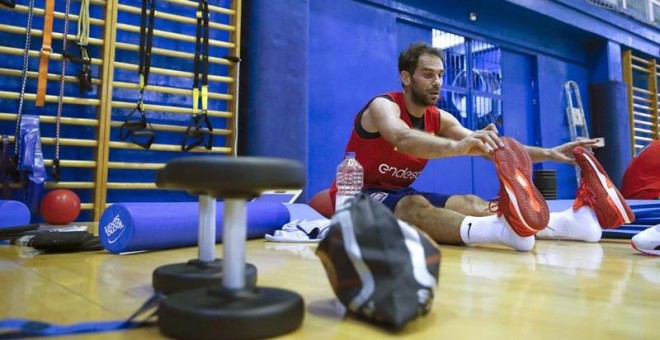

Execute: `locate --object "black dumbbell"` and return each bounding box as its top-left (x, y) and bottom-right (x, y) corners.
top-left (155, 156), bottom-right (306, 339)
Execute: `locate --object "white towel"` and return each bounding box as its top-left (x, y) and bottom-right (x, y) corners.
top-left (265, 219), bottom-right (331, 243)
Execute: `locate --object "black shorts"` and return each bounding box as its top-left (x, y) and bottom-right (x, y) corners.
top-left (363, 187), bottom-right (451, 212)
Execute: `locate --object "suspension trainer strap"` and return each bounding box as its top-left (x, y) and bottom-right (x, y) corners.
top-left (0, 0), bottom-right (16, 9)
top-left (120, 0), bottom-right (156, 150)
top-left (35, 0), bottom-right (55, 107)
top-left (182, 0), bottom-right (212, 151)
top-left (11, 0), bottom-right (35, 180)
top-left (53, 0), bottom-right (72, 181)
top-left (63, 0), bottom-right (93, 93)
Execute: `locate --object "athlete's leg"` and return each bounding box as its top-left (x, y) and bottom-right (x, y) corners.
top-left (394, 194), bottom-right (465, 244)
top-left (444, 194), bottom-right (492, 217)
top-left (394, 194), bottom-right (535, 251)
top-left (537, 146), bottom-right (635, 242)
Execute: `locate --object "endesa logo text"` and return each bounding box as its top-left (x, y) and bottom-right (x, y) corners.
top-left (378, 164), bottom-right (420, 180)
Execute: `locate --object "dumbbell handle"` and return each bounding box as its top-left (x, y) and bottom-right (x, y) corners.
top-left (198, 195), bottom-right (216, 262)
top-left (223, 198), bottom-right (247, 289)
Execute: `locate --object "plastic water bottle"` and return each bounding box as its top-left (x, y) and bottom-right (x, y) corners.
top-left (335, 152), bottom-right (363, 210)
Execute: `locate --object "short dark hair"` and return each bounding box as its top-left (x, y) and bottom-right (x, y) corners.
top-left (398, 42), bottom-right (444, 76)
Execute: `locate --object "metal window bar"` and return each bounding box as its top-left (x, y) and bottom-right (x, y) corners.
top-left (432, 29), bottom-right (502, 132)
top-left (623, 49), bottom-right (659, 156)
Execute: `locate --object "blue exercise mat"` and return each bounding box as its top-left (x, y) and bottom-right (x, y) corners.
top-left (545, 199), bottom-right (660, 212)
top-left (629, 207), bottom-right (660, 217)
top-left (545, 199), bottom-right (659, 239)
top-left (0, 200), bottom-right (30, 229)
top-left (633, 217), bottom-right (660, 224)
top-left (99, 201), bottom-right (291, 253)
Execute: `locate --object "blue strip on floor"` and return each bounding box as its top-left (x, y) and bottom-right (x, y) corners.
top-left (602, 230), bottom-right (638, 239)
top-left (630, 207), bottom-right (660, 217)
top-left (633, 217), bottom-right (660, 224)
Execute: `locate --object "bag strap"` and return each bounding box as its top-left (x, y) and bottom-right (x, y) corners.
top-left (0, 294), bottom-right (162, 338)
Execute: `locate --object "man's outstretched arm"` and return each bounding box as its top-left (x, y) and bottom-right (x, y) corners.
top-left (525, 139), bottom-right (600, 164)
top-left (366, 98), bottom-right (496, 159)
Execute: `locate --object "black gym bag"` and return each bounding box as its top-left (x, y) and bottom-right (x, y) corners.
top-left (315, 193), bottom-right (441, 330)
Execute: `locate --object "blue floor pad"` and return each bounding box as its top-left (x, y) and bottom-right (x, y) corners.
top-left (546, 199), bottom-right (660, 212)
top-left (546, 199), bottom-right (659, 239)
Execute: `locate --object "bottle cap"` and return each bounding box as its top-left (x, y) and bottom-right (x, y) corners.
top-left (346, 152), bottom-right (355, 158)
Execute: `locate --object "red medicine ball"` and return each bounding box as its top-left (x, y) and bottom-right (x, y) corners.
top-left (309, 188), bottom-right (334, 218)
top-left (40, 189), bottom-right (81, 225)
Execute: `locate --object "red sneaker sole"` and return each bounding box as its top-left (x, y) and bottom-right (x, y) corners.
top-left (577, 150), bottom-right (634, 226)
top-left (495, 138), bottom-right (549, 234)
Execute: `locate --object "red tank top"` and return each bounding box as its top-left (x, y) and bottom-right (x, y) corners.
top-left (329, 92), bottom-right (441, 204)
top-left (622, 139), bottom-right (660, 199)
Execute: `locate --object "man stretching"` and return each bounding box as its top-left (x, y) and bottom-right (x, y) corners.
top-left (330, 42), bottom-right (634, 251)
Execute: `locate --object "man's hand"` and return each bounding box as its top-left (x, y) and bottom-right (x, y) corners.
top-left (547, 139), bottom-right (601, 164)
top-left (455, 123), bottom-right (505, 156)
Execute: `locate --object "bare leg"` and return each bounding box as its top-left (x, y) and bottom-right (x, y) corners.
top-left (394, 195), bottom-right (466, 245)
top-left (444, 194), bottom-right (493, 217)
top-left (394, 194), bottom-right (535, 251)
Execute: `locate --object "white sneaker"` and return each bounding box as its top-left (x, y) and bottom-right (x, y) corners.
top-left (631, 224), bottom-right (660, 256)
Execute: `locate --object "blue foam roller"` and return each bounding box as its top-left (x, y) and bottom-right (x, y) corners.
top-left (99, 201), bottom-right (290, 254)
top-left (0, 200), bottom-right (30, 229)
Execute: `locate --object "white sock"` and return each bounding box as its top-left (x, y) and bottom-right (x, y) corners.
top-left (460, 215), bottom-right (535, 252)
top-left (536, 207), bottom-right (602, 242)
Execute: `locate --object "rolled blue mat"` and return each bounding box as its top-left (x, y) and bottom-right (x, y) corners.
top-left (99, 201), bottom-right (290, 254)
top-left (0, 200), bottom-right (30, 229)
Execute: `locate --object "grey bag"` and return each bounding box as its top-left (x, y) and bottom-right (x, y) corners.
top-left (315, 193), bottom-right (441, 329)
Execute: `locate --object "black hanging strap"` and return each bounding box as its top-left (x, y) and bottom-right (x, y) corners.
top-left (0, 0), bottom-right (16, 8)
top-left (182, 0), bottom-right (213, 151)
top-left (63, 0), bottom-right (92, 93)
top-left (120, 0), bottom-right (155, 150)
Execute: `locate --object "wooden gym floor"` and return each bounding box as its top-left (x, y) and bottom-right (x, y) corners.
top-left (0, 238), bottom-right (657, 339)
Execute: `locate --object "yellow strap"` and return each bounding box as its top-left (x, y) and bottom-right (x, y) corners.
top-left (201, 85), bottom-right (208, 111)
top-left (192, 87), bottom-right (199, 114)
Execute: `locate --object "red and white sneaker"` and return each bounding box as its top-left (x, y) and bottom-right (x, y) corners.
top-left (631, 224), bottom-right (660, 256)
top-left (572, 146), bottom-right (634, 228)
top-left (493, 137), bottom-right (549, 237)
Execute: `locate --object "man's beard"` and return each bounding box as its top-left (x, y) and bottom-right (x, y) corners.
top-left (410, 83), bottom-right (439, 106)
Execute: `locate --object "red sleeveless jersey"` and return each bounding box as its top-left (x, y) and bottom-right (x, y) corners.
top-left (622, 139), bottom-right (660, 199)
top-left (330, 92), bottom-right (441, 203)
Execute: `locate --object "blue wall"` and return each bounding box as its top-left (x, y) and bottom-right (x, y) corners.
top-left (2, 0), bottom-right (656, 215)
top-left (245, 0), bottom-right (659, 202)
